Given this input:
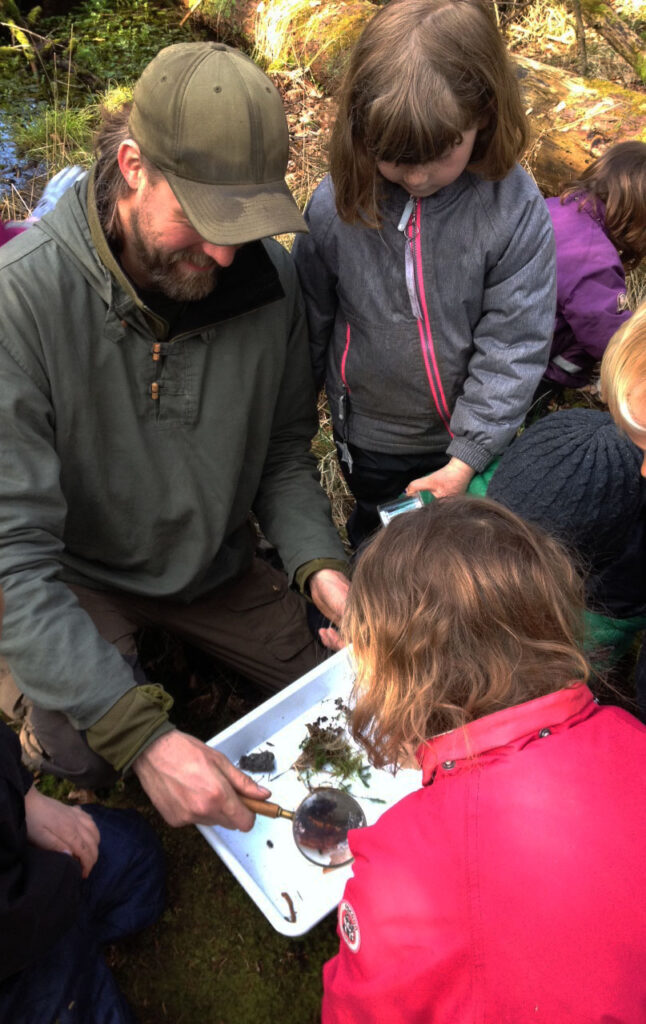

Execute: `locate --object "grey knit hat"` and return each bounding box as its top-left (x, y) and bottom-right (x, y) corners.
top-left (488, 409), bottom-right (643, 568)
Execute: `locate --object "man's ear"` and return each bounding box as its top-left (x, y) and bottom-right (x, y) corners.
top-left (117, 140), bottom-right (146, 191)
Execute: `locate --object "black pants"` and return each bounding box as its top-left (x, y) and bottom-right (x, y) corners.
top-left (335, 436), bottom-right (448, 549)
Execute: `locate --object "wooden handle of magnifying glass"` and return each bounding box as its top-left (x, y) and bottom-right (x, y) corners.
top-left (241, 797), bottom-right (294, 820)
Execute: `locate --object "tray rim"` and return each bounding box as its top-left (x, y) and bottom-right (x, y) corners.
top-left (197, 648), bottom-right (420, 936)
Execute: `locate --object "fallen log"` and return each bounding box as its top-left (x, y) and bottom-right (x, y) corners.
top-left (185, 0), bottom-right (373, 91)
top-left (183, 0), bottom-right (646, 196)
top-left (517, 54), bottom-right (646, 194)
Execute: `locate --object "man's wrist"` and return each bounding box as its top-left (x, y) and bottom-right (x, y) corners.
top-left (85, 685), bottom-right (175, 773)
top-left (294, 558), bottom-right (350, 598)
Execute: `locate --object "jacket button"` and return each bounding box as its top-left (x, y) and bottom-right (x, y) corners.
top-left (441, 760), bottom-right (456, 770)
top-left (538, 728), bottom-right (551, 738)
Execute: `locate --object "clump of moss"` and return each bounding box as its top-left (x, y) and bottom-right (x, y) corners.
top-left (295, 703), bottom-right (371, 787)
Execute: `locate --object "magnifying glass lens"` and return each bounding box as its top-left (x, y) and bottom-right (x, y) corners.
top-left (292, 788), bottom-right (366, 867)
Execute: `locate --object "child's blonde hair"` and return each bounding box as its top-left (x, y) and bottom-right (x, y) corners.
top-left (329, 0), bottom-right (529, 226)
top-left (560, 142), bottom-right (646, 272)
top-left (344, 497), bottom-right (589, 767)
top-left (600, 300), bottom-right (646, 435)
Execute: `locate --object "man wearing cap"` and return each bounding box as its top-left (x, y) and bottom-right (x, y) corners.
top-left (0, 43), bottom-right (349, 830)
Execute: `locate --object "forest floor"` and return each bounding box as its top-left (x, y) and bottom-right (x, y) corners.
top-left (1, 2), bottom-right (645, 1022)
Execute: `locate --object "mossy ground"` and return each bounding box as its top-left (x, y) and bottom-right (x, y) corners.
top-left (105, 778), bottom-right (339, 1024)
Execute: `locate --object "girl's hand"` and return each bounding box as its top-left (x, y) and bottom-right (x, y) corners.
top-left (406, 457), bottom-right (475, 499)
top-left (24, 785), bottom-right (100, 878)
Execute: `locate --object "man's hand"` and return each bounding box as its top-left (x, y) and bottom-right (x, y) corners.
top-left (308, 568), bottom-right (350, 652)
top-left (132, 730), bottom-right (271, 829)
top-left (24, 786), bottom-right (100, 878)
top-left (406, 457), bottom-right (475, 499)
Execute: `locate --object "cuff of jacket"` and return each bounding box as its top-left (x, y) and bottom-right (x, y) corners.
top-left (294, 558), bottom-right (351, 597)
top-left (446, 437), bottom-right (493, 474)
top-left (85, 685), bottom-right (175, 773)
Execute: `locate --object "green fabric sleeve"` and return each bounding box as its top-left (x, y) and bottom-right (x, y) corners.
top-left (418, 459), bottom-right (500, 505)
top-left (85, 685), bottom-right (175, 773)
top-left (584, 610), bottom-right (646, 668)
top-left (294, 558), bottom-right (351, 597)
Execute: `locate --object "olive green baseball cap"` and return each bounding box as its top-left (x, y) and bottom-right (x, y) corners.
top-left (128, 42), bottom-right (307, 245)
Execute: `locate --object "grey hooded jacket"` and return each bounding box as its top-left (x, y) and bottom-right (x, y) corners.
top-left (0, 172), bottom-right (345, 742)
top-left (292, 165), bottom-right (556, 472)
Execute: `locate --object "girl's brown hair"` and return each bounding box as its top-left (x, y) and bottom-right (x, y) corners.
top-left (560, 141), bottom-right (646, 272)
top-left (344, 496), bottom-right (588, 768)
top-left (330, 0), bottom-right (529, 226)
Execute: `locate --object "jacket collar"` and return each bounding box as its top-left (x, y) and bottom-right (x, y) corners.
top-left (417, 683), bottom-right (596, 783)
top-left (86, 165), bottom-right (285, 341)
top-left (378, 172), bottom-right (472, 221)
top-left (561, 192), bottom-right (607, 229)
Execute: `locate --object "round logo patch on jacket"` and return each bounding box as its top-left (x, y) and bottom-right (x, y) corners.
top-left (338, 900), bottom-right (361, 953)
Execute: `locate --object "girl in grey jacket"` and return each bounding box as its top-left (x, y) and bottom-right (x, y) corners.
top-left (293, 0), bottom-right (556, 547)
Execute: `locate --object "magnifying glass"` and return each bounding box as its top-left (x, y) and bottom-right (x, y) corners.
top-left (242, 787), bottom-right (367, 867)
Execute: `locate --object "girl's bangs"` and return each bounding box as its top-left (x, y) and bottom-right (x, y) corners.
top-left (363, 88), bottom-right (469, 165)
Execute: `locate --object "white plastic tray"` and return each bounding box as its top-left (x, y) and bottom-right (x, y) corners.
top-left (197, 648), bottom-right (422, 936)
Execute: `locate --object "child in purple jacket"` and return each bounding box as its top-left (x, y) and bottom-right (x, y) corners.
top-left (542, 141), bottom-right (646, 394)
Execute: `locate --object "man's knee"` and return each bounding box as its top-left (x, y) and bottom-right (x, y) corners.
top-left (24, 706), bottom-right (118, 788)
top-left (0, 657), bottom-right (27, 721)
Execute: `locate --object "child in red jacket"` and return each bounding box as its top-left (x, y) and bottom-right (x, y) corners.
top-left (323, 496), bottom-right (646, 1024)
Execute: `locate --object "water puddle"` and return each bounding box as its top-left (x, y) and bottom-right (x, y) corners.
top-left (0, 110), bottom-right (46, 204)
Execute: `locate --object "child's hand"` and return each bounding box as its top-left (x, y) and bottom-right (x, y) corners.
top-left (24, 785), bottom-right (100, 878)
top-left (406, 457), bottom-right (475, 499)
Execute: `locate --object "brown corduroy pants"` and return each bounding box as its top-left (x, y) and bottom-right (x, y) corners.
top-left (0, 557), bottom-right (323, 786)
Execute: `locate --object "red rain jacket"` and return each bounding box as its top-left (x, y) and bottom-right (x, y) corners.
top-left (323, 685), bottom-right (646, 1023)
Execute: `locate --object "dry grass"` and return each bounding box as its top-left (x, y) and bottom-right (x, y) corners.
top-left (506, 0), bottom-right (646, 87)
top-left (253, 0), bottom-right (313, 70)
top-left (311, 393), bottom-right (354, 544)
top-left (628, 265), bottom-right (646, 310)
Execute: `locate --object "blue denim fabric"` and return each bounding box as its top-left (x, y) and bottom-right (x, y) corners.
top-left (0, 804), bottom-right (165, 1024)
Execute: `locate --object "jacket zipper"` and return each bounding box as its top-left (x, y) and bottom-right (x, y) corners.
top-left (402, 197), bottom-right (453, 437)
top-left (337, 324), bottom-right (353, 471)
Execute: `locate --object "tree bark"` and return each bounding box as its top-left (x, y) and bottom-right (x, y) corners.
top-left (569, 0), bottom-right (588, 76)
top-left (183, 0), bottom-right (646, 195)
top-left (581, 0), bottom-right (646, 83)
top-left (516, 54), bottom-right (646, 195)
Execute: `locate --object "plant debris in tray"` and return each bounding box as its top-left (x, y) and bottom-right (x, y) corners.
top-left (294, 706), bottom-right (371, 787)
top-left (238, 750), bottom-right (276, 773)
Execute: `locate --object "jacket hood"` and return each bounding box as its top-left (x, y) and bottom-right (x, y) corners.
top-left (34, 169), bottom-right (114, 301)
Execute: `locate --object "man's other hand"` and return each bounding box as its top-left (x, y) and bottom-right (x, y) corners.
top-left (308, 568), bottom-right (350, 651)
top-left (132, 730), bottom-right (271, 829)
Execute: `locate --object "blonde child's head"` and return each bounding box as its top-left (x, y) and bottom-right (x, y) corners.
top-left (561, 141), bottom-right (646, 272)
top-left (330, 0), bottom-right (528, 225)
top-left (600, 301), bottom-right (646, 470)
top-left (344, 497), bottom-right (588, 768)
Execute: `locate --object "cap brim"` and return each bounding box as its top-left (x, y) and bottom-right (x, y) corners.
top-left (164, 172), bottom-right (307, 244)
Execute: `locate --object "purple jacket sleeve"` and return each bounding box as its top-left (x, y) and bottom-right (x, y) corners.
top-left (548, 196), bottom-right (631, 364)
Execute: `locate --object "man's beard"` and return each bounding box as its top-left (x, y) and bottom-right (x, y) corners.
top-left (129, 207), bottom-right (219, 302)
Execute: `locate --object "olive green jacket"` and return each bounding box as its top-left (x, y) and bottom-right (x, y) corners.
top-left (0, 172), bottom-right (345, 767)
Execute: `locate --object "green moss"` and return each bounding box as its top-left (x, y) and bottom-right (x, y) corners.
top-left (105, 778), bottom-right (338, 1024)
top-left (580, 0), bottom-right (611, 17)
